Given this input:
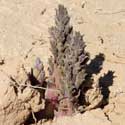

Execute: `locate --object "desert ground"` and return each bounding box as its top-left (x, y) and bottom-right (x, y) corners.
top-left (0, 0), bottom-right (125, 125)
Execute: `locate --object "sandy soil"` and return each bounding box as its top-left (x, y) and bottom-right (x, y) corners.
top-left (0, 0), bottom-right (125, 125)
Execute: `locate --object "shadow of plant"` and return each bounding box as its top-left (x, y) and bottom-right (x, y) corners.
top-left (83, 54), bottom-right (115, 108)
top-left (99, 71), bottom-right (115, 107)
top-left (78, 53), bottom-right (115, 110)
top-left (82, 53), bottom-right (105, 88)
top-left (86, 53), bottom-right (105, 75)
top-left (80, 53), bottom-right (105, 90)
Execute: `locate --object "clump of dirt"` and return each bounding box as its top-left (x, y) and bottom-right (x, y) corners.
top-left (0, 69), bottom-right (45, 125)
